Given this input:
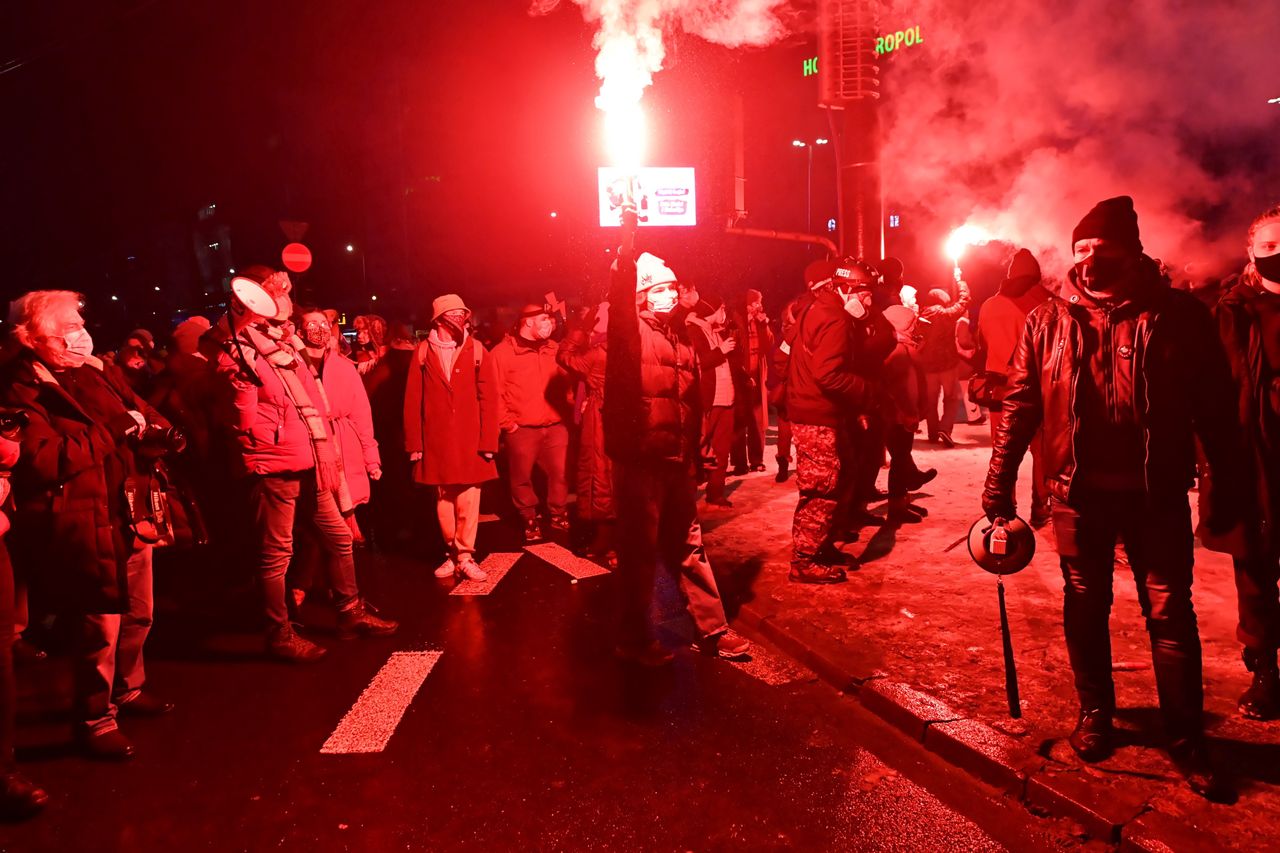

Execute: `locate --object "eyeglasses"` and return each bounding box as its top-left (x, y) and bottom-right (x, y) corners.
top-left (304, 320), bottom-right (330, 330)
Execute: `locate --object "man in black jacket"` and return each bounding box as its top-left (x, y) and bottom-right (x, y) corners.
top-left (786, 258), bottom-right (875, 584)
top-left (983, 197), bottom-right (1244, 799)
top-left (604, 210), bottom-right (750, 666)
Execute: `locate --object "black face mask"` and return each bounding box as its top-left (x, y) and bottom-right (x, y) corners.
top-left (1254, 253), bottom-right (1280, 285)
top-left (1075, 255), bottom-right (1127, 294)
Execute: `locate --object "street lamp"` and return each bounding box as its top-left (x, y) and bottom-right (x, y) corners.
top-left (345, 243), bottom-right (368, 295)
top-left (792, 138), bottom-right (830, 237)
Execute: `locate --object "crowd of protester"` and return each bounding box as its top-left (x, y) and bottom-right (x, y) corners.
top-left (2, 197), bottom-right (1279, 818)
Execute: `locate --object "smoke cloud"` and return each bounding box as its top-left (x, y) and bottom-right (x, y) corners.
top-left (878, 0), bottom-right (1280, 277)
top-left (531, 0), bottom-right (790, 112)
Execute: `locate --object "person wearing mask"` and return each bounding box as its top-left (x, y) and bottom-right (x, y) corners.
top-left (785, 259), bottom-right (874, 583)
top-left (298, 310), bottom-right (381, 546)
top-left (489, 303), bottom-right (571, 544)
top-left (983, 197), bottom-right (1244, 800)
top-left (351, 315), bottom-right (388, 375)
top-left (2, 291), bottom-right (175, 761)
top-left (0, 418), bottom-right (47, 819)
top-left (976, 248), bottom-right (1052, 527)
top-left (1213, 203), bottom-right (1280, 721)
top-left (208, 267), bottom-right (397, 663)
top-left (686, 295), bottom-right (739, 509)
top-left (605, 211), bottom-right (750, 666)
top-left (557, 303), bottom-right (616, 566)
top-left (405, 295), bottom-right (499, 581)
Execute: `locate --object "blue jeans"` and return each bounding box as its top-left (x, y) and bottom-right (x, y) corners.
top-left (76, 545), bottom-right (153, 734)
top-left (249, 471), bottom-right (359, 630)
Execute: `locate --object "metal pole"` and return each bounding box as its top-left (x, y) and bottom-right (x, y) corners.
top-left (806, 144), bottom-right (814, 238)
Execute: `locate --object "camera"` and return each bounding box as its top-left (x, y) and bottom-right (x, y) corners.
top-left (136, 425), bottom-right (188, 456)
top-left (0, 408), bottom-right (28, 439)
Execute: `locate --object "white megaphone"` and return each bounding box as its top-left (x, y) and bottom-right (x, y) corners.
top-left (229, 275), bottom-right (278, 321)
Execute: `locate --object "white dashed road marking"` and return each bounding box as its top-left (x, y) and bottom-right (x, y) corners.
top-left (320, 651), bottom-right (442, 754)
top-left (524, 541), bottom-right (611, 579)
top-left (449, 552), bottom-right (523, 596)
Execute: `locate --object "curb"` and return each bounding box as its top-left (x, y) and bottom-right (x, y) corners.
top-left (736, 600), bottom-right (1200, 849)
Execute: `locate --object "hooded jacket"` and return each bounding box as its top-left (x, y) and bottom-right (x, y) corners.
top-left (984, 255), bottom-right (1245, 515)
top-left (978, 250), bottom-right (1052, 375)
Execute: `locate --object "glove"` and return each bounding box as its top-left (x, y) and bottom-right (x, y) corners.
top-left (982, 493), bottom-right (1016, 523)
top-left (108, 410), bottom-right (146, 440)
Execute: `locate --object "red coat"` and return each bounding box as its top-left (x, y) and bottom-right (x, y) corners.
top-left (318, 353), bottom-right (380, 506)
top-left (404, 336), bottom-right (499, 486)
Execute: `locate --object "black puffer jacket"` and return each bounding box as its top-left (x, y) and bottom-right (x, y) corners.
top-left (604, 256), bottom-right (702, 466)
top-left (1214, 273), bottom-right (1280, 554)
top-left (984, 258), bottom-right (1244, 515)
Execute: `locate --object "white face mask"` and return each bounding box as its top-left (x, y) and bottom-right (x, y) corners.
top-left (62, 328), bottom-right (95, 364)
top-left (646, 288), bottom-right (679, 314)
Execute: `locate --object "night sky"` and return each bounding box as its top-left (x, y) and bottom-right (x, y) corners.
top-left (2, 0), bottom-right (833, 338)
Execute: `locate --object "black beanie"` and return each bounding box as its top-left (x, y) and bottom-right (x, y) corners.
top-left (1072, 196), bottom-right (1143, 254)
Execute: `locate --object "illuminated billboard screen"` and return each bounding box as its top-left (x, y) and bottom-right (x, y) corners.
top-left (598, 166), bottom-right (697, 228)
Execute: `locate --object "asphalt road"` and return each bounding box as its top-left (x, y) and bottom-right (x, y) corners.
top-left (6, 522), bottom-right (1084, 852)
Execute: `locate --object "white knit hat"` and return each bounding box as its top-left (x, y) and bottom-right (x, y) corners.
top-left (635, 252), bottom-right (677, 293)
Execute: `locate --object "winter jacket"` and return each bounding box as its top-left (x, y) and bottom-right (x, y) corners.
top-left (984, 257), bottom-right (1244, 515)
top-left (489, 335), bottom-right (570, 431)
top-left (316, 352), bottom-right (380, 507)
top-left (1214, 274), bottom-right (1280, 554)
top-left (604, 256), bottom-right (703, 466)
top-left (364, 345), bottom-right (413, 475)
top-left (685, 316), bottom-right (740, 410)
top-left (404, 335), bottom-right (499, 486)
top-left (0, 351), bottom-right (167, 613)
top-left (206, 322), bottom-right (330, 478)
top-left (978, 280), bottom-right (1052, 375)
top-left (916, 282), bottom-right (972, 374)
top-left (785, 289), bottom-right (870, 427)
top-left (557, 330), bottom-right (614, 520)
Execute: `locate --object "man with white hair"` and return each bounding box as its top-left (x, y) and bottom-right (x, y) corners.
top-left (1, 291), bottom-right (173, 761)
top-left (604, 211), bottom-right (750, 666)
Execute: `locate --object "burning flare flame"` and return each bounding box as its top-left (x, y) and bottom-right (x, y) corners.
top-left (945, 224), bottom-right (994, 263)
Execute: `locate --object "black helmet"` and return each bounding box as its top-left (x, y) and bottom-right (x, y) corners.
top-left (833, 257), bottom-right (879, 289)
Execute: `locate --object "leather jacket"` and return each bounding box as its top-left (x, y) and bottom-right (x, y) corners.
top-left (983, 258), bottom-right (1244, 519)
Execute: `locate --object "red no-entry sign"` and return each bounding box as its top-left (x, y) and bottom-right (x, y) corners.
top-left (281, 242), bottom-right (313, 273)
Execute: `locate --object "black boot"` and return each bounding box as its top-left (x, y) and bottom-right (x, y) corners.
top-left (0, 771), bottom-right (49, 821)
top-left (775, 456), bottom-right (790, 483)
top-left (1169, 737), bottom-right (1235, 803)
top-left (337, 600), bottom-right (400, 639)
top-left (1239, 648), bottom-right (1280, 721)
top-left (1068, 707), bottom-right (1114, 763)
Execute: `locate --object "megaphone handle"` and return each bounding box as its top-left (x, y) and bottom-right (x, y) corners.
top-left (998, 577), bottom-right (1022, 719)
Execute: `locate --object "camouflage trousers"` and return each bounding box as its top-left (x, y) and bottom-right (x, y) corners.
top-left (791, 422), bottom-right (846, 569)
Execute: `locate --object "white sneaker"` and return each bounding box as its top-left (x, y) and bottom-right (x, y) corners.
top-left (433, 560), bottom-right (456, 579)
top-left (457, 557), bottom-right (488, 582)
